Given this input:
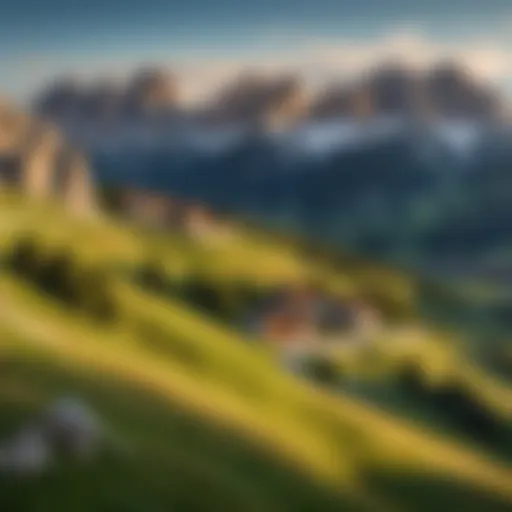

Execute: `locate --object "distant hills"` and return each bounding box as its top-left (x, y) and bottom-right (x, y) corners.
top-left (84, 118), bottom-right (512, 272)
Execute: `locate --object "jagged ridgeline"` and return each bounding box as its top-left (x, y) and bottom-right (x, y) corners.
top-left (34, 62), bottom-right (502, 125)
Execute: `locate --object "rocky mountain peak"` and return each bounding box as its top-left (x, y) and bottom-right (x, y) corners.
top-left (124, 67), bottom-right (178, 115)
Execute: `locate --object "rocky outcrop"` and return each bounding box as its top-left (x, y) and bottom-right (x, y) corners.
top-left (57, 148), bottom-right (97, 215)
top-left (204, 73), bottom-right (309, 130)
top-left (124, 67), bottom-right (178, 117)
top-left (0, 101), bottom-right (32, 152)
top-left (21, 123), bottom-right (64, 199)
top-left (0, 100), bottom-right (96, 214)
top-left (425, 62), bottom-right (501, 119)
top-left (0, 397), bottom-right (104, 475)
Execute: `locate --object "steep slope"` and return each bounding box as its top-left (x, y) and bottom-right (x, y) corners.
top-left (0, 327), bottom-right (351, 512)
top-left (1, 192), bottom-right (512, 510)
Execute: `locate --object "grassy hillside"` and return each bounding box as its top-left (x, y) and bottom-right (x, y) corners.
top-left (1, 190), bottom-right (512, 510)
top-left (0, 330), bottom-right (352, 512)
top-left (1, 189), bottom-right (511, 418)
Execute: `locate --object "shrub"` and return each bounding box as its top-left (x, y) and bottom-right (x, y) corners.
top-left (397, 362), bottom-right (431, 397)
top-left (139, 260), bottom-right (167, 293)
top-left (362, 288), bottom-right (414, 321)
top-left (490, 303), bottom-right (512, 328)
top-left (302, 356), bottom-right (341, 388)
top-left (417, 279), bottom-right (466, 320)
top-left (398, 363), bottom-right (506, 444)
top-left (490, 346), bottom-right (512, 379)
top-left (75, 268), bottom-right (118, 322)
top-left (180, 278), bottom-right (225, 317)
top-left (431, 381), bottom-right (505, 444)
top-left (7, 235), bottom-right (42, 278)
top-left (98, 186), bottom-right (124, 213)
top-left (6, 235), bottom-right (119, 323)
top-left (37, 249), bottom-right (81, 304)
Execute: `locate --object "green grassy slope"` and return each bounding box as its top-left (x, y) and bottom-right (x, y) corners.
top-left (1, 191), bottom-right (512, 510)
top-left (0, 331), bottom-right (353, 512)
top-left (2, 277), bottom-right (512, 511)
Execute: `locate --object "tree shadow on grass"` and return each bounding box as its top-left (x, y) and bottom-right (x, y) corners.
top-left (366, 467), bottom-right (512, 512)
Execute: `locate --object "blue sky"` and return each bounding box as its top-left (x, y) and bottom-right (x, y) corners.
top-left (2, 1), bottom-right (512, 104)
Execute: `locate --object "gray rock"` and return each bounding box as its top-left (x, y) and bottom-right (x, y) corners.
top-left (0, 425), bottom-right (51, 475)
top-left (43, 397), bottom-right (102, 460)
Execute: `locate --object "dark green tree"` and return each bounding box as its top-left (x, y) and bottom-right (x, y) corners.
top-left (37, 249), bottom-right (81, 304)
top-left (75, 268), bottom-right (118, 322)
top-left (139, 260), bottom-right (167, 293)
top-left (7, 235), bottom-right (42, 278)
top-left (302, 356), bottom-right (341, 388)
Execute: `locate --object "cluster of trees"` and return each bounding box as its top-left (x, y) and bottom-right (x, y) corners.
top-left (138, 260), bottom-right (268, 323)
top-left (301, 355), bottom-right (341, 388)
top-left (398, 364), bottom-right (508, 446)
top-left (486, 345), bottom-right (512, 381)
top-left (6, 235), bottom-right (118, 322)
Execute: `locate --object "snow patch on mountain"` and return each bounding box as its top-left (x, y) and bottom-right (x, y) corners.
top-left (53, 115), bottom-right (505, 171)
top-left (432, 121), bottom-right (485, 161)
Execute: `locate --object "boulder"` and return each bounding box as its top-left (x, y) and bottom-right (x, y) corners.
top-left (0, 425), bottom-right (51, 475)
top-left (42, 397), bottom-right (102, 460)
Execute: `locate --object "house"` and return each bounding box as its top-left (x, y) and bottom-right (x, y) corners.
top-left (322, 299), bottom-right (383, 347)
top-left (262, 311), bottom-right (320, 348)
top-left (318, 298), bottom-right (358, 333)
top-left (253, 285), bottom-right (323, 346)
top-left (251, 281), bottom-right (385, 352)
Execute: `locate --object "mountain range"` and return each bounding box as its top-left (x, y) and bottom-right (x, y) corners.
top-left (35, 61), bottom-right (505, 128)
top-left (31, 62), bottom-right (512, 275)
